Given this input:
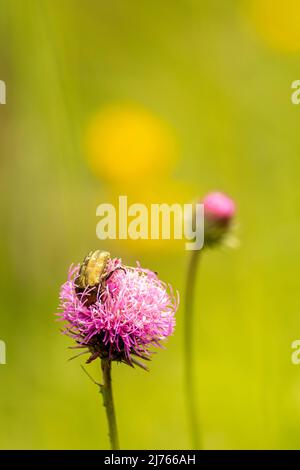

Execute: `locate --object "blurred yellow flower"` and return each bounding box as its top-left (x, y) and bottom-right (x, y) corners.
top-left (85, 104), bottom-right (178, 184)
top-left (249, 0), bottom-right (300, 52)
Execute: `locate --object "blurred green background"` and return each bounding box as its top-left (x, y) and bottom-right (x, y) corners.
top-left (1, 0), bottom-right (300, 450)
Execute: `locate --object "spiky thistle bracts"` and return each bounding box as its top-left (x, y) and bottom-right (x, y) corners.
top-left (58, 258), bottom-right (178, 368)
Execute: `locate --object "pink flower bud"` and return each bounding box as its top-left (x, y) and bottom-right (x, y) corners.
top-left (202, 192), bottom-right (236, 246)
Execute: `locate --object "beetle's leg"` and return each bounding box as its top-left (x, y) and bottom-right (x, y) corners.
top-left (104, 266), bottom-right (126, 281)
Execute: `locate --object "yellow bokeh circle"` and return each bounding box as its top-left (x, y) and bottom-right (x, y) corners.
top-left (85, 104), bottom-right (178, 184)
top-left (249, 0), bottom-right (300, 52)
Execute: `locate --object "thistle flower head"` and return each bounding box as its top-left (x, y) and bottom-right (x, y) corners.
top-left (202, 191), bottom-right (236, 246)
top-left (57, 254), bottom-right (178, 369)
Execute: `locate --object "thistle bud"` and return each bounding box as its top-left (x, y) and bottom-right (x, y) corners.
top-left (202, 191), bottom-right (236, 246)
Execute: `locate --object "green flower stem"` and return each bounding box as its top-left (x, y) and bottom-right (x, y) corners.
top-left (184, 248), bottom-right (202, 450)
top-left (101, 358), bottom-right (120, 450)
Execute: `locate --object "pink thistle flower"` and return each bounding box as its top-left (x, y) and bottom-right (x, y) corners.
top-left (57, 254), bottom-right (178, 369)
top-left (202, 191), bottom-right (236, 246)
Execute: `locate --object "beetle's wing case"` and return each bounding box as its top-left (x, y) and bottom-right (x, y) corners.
top-left (77, 251), bottom-right (92, 289)
top-left (85, 250), bottom-right (110, 286)
top-left (77, 250), bottom-right (111, 289)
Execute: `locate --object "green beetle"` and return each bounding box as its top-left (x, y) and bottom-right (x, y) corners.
top-left (77, 250), bottom-right (111, 289)
top-left (76, 250), bottom-right (111, 304)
